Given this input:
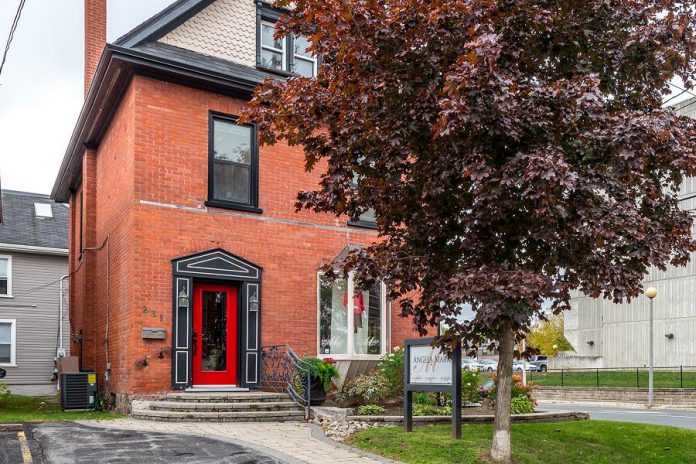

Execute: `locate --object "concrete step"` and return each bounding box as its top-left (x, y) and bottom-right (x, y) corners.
top-left (165, 392), bottom-right (291, 403)
top-left (132, 408), bottom-right (306, 422)
top-left (149, 400), bottom-right (302, 412)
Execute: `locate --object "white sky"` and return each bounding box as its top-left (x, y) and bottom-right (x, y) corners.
top-left (0, 1), bottom-right (691, 196)
top-left (0, 0), bottom-right (176, 195)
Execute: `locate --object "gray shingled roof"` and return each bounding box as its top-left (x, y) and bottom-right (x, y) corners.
top-left (0, 190), bottom-right (69, 249)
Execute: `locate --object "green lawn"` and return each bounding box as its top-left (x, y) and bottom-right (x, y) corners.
top-left (349, 421), bottom-right (696, 464)
top-left (0, 395), bottom-right (122, 422)
top-left (476, 369), bottom-right (696, 388)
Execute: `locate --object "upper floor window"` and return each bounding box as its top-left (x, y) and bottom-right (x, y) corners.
top-left (260, 21), bottom-right (286, 71)
top-left (257, 7), bottom-right (317, 78)
top-left (0, 319), bottom-right (16, 366)
top-left (348, 173), bottom-right (377, 229)
top-left (0, 256), bottom-right (11, 297)
top-left (206, 113), bottom-right (261, 213)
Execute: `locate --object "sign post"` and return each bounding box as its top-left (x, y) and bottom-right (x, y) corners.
top-left (404, 337), bottom-right (462, 439)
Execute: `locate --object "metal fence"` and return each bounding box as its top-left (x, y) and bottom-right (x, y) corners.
top-left (526, 366), bottom-right (696, 389)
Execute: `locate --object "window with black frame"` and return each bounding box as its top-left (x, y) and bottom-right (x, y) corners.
top-left (348, 172), bottom-right (377, 228)
top-left (207, 114), bottom-right (261, 213)
top-left (257, 6), bottom-right (317, 78)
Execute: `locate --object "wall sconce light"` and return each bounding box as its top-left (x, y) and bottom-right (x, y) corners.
top-left (249, 292), bottom-right (259, 312)
top-left (665, 333), bottom-right (674, 339)
top-left (586, 340), bottom-right (594, 346)
top-left (178, 288), bottom-right (189, 308)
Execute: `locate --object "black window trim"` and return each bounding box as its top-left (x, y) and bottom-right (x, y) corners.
top-left (206, 111), bottom-right (263, 214)
top-left (255, 2), bottom-right (319, 78)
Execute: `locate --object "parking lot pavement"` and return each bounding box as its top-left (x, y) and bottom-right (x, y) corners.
top-left (20, 422), bottom-right (285, 464)
top-left (0, 431), bottom-right (28, 464)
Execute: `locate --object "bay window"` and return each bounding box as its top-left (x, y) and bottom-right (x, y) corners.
top-left (318, 273), bottom-right (387, 358)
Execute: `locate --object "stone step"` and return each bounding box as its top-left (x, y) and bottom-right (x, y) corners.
top-left (166, 392), bottom-right (291, 403)
top-left (149, 400), bottom-right (302, 412)
top-left (132, 408), bottom-right (306, 422)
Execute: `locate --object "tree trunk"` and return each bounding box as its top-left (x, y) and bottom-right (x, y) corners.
top-left (491, 324), bottom-right (515, 463)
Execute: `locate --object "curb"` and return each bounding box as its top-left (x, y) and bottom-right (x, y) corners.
top-left (0, 423), bottom-right (23, 432)
top-left (337, 410), bottom-right (588, 424)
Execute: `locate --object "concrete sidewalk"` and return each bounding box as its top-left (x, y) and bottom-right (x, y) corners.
top-left (79, 418), bottom-right (394, 464)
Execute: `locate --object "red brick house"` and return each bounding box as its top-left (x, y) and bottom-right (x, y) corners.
top-left (52, 0), bottom-right (423, 405)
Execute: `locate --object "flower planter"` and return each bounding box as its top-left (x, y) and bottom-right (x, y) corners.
top-left (308, 374), bottom-right (326, 406)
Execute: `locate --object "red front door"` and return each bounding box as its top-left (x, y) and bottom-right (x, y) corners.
top-left (192, 283), bottom-right (237, 385)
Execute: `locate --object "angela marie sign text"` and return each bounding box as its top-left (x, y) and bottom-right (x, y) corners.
top-left (408, 345), bottom-right (453, 385)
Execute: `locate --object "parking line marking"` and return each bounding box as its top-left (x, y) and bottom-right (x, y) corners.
top-left (17, 431), bottom-right (33, 464)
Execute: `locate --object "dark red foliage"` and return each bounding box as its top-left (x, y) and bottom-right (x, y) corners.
top-left (243, 0), bottom-right (696, 353)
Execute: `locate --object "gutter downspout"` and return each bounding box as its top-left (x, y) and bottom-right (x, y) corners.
top-left (58, 274), bottom-right (68, 356)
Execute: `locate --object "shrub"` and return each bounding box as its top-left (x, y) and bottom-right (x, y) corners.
top-left (413, 404), bottom-right (452, 416)
top-left (413, 392), bottom-right (437, 405)
top-left (301, 357), bottom-right (340, 391)
top-left (357, 404), bottom-right (387, 416)
top-left (461, 370), bottom-right (481, 404)
top-left (510, 394), bottom-right (535, 414)
top-left (377, 346), bottom-right (404, 396)
top-left (344, 373), bottom-right (390, 404)
top-left (489, 374), bottom-right (537, 406)
top-left (0, 383), bottom-right (9, 404)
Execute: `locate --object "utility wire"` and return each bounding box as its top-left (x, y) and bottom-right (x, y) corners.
top-left (0, 0), bottom-right (26, 80)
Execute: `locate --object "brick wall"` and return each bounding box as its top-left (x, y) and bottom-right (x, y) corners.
top-left (68, 76), bottom-right (429, 397)
top-left (84, 0), bottom-right (106, 95)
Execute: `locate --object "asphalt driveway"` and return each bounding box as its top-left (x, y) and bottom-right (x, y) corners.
top-left (2, 422), bottom-right (285, 464)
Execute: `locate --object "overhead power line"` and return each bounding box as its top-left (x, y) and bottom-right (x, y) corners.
top-left (0, 0), bottom-right (26, 80)
top-left (667, 81), bottom-right (696, 102)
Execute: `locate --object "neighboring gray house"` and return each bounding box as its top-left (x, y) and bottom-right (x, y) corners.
top-left (562, 97), bottom-right (696, 369)
top-left (0, 190), bottom-right (69, 395)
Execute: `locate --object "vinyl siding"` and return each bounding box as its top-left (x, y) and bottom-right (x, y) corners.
top-left (0, 251), bottom-right (69, 385)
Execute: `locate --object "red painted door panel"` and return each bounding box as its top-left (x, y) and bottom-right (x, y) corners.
top-left (192, 283), bottom-right (237, 385)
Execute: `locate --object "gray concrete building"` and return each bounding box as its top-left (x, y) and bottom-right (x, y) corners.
top-left (561, 97), bottom-right (696, 369)
top-left (0, 190), bottom-right (69, 394)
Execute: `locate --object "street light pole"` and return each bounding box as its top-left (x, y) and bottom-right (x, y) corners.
top-left (645, 287), bottom-right (657, 408)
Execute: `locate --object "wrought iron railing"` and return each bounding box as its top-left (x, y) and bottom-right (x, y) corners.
top-left (260, 344), bottom-right (313, 419)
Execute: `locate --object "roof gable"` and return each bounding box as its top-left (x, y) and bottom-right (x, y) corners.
top-left (115, 0), bottom-right (216, 48)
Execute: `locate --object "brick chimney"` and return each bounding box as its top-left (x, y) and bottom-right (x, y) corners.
top-left (84, 0), bottom-right (106, 96)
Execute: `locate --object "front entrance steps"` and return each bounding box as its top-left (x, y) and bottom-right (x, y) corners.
top-left (131, 391), bottom-right (306, 422)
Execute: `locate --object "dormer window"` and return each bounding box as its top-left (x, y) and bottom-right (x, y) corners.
top-left (260, 21), bottom-right (286, 71)
top-left (257, 5), bottom-right (317, 78)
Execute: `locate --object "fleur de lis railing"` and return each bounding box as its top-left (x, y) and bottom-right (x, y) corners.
top-left (260, 344), bottom-right (312, 419)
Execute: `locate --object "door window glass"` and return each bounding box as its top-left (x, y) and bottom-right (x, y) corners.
top-left (201, 291), bottom-right (227, 371)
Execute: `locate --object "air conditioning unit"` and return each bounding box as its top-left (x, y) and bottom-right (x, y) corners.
top-left (61, 372), bottom-right (97, 410)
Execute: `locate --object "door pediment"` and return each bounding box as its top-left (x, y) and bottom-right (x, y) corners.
top-left (174, 249), bottom-right (261, 281)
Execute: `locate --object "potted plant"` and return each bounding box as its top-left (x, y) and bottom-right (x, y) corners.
top-left (300, 357), bottom-right (339, 405)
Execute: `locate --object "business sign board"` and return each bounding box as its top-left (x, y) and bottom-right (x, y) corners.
top-left (404, 337), bottom-right (462, 438)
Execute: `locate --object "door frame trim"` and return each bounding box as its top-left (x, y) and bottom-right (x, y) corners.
top-left (171, 248), bottom-right (262, 390)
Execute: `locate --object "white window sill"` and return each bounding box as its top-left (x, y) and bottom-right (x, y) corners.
top-left (0, 364), bottom-right (17, 367)
top-left (0, 295), bottom-right (14, 299)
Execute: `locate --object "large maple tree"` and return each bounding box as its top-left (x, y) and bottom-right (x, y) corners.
top-left (243, 0), bottom-right (696, 461)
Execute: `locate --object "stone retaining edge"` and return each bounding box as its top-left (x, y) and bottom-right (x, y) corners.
top-left (321, 410), bottom-right (588, 424)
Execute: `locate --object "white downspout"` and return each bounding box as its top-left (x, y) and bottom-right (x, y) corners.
top-left (58, 274), bottom-right (68, 355)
